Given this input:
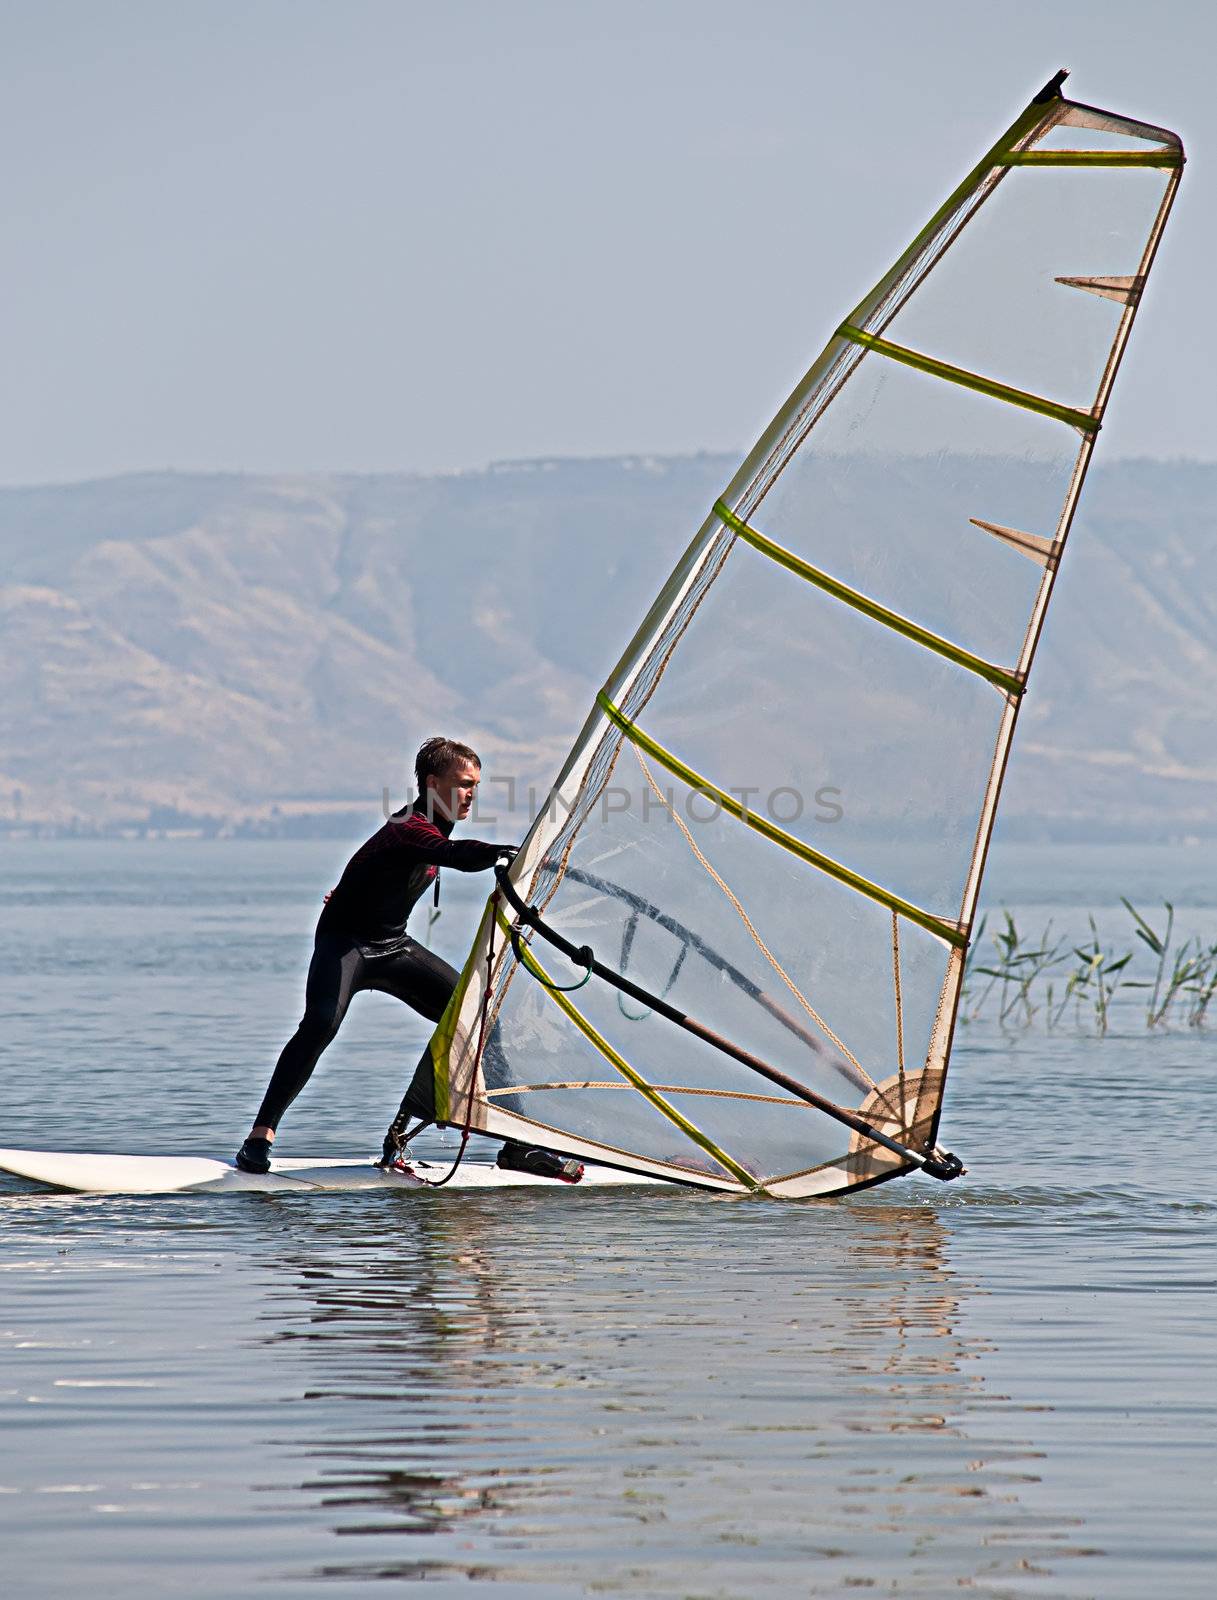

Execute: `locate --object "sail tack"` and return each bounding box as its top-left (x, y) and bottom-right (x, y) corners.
top-left (422, 75), bottom-right (1184, 1197)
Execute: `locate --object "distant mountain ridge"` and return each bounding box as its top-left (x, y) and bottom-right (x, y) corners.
top-left (1, 455), bottom-right (1213, 839)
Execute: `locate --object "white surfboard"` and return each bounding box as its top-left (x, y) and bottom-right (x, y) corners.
top-left (0, 1147), bottom-right (664, 1196)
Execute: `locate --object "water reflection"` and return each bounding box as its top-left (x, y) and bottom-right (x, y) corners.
top-left (250, 1192), bottom-right (1091, 1595)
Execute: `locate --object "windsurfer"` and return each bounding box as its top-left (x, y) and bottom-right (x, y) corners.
top-left (235, 737), bottom-right (582, 1183)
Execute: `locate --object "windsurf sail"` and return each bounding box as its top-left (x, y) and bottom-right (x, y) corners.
top-left (412, 71), bottom-right (1184, 1196)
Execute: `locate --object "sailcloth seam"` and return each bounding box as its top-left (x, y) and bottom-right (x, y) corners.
top-left (713, 500), bottom-right (1025, 696)
top-left (596, 689), bottom-right (967, 950)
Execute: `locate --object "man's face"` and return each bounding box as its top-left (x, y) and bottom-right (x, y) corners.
top-left (426, 759), bottom-right (481, 823)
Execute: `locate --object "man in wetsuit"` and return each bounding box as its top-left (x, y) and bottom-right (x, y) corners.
top-left (235, 737), bottom-right (582, 1183)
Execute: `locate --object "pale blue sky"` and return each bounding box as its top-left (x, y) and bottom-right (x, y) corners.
top-left (0, 0), bottom-right (1211, 485)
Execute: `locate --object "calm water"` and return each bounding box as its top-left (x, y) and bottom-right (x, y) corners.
top-left (1, 840), bottom-right (1213, 1598)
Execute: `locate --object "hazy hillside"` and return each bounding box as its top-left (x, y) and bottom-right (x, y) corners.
top-left (0, 455), bottom-right (1213, 839)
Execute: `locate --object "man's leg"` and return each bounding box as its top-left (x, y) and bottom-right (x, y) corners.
top-left (236, 937), bottom-right (365, 1171)
top-left (369, 941), bottom-right (458, 1162)
top-left (372, 941), bottom-right (583, 1181)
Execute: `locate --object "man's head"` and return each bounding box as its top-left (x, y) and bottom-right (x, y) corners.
top-left (415, 736), bottom-right (481, 824)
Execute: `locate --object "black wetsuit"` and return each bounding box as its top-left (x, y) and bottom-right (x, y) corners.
top-left (252, 801), bottom-right (503, 1132)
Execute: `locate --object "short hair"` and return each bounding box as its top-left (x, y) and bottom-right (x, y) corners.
top-left (415, 736), bottom-right (481, 792)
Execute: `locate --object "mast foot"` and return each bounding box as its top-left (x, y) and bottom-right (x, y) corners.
top-left (921, 1147), bottom-right (966, 1181)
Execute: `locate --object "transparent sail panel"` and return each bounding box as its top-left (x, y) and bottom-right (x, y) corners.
top-left (479, 984), bottom-right (744, 1174)
top-left (753, 360), bottom-right (1076, 667)
top-left (510, 783), bottom-right (950, 1111)
top-left (636, 550), bottom-right (1005, 918)
top-left (422, 80), bottom-right (1183, 1198)
top-left (881, 167), bottom-right (1172, 408)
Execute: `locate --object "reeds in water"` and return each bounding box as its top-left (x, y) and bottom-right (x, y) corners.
top-left (961, 900), bottom-right (1216, 1033)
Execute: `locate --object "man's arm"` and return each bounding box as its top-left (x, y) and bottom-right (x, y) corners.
top-left (395, 812), bottom-right (513, 872)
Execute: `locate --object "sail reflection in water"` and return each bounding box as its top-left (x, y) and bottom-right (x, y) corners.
top-left (262, 1195), bottom-right (1080, 1593)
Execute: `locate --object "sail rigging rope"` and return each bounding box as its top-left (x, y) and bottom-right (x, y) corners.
top-left (484, 1081), bottom-right (871, 1106)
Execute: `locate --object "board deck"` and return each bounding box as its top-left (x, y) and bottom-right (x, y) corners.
top-left (0, 1147), bottom-right (664, 1196)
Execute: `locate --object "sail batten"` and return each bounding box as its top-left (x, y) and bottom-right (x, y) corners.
top-left (714, 499), bottom-right (1024, 695)
top-left (996, 149), bottom-right (1181, 166)
top-left (837, 323), bottom-right (1102, 432)
top-left (418, 76), bottom-right (1183, 1198)
top-left (596, 690), bottom-right (968, 948)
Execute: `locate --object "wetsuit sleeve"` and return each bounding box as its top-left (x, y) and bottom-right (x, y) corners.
top-left (397, 814), bottom-right (506, 872)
